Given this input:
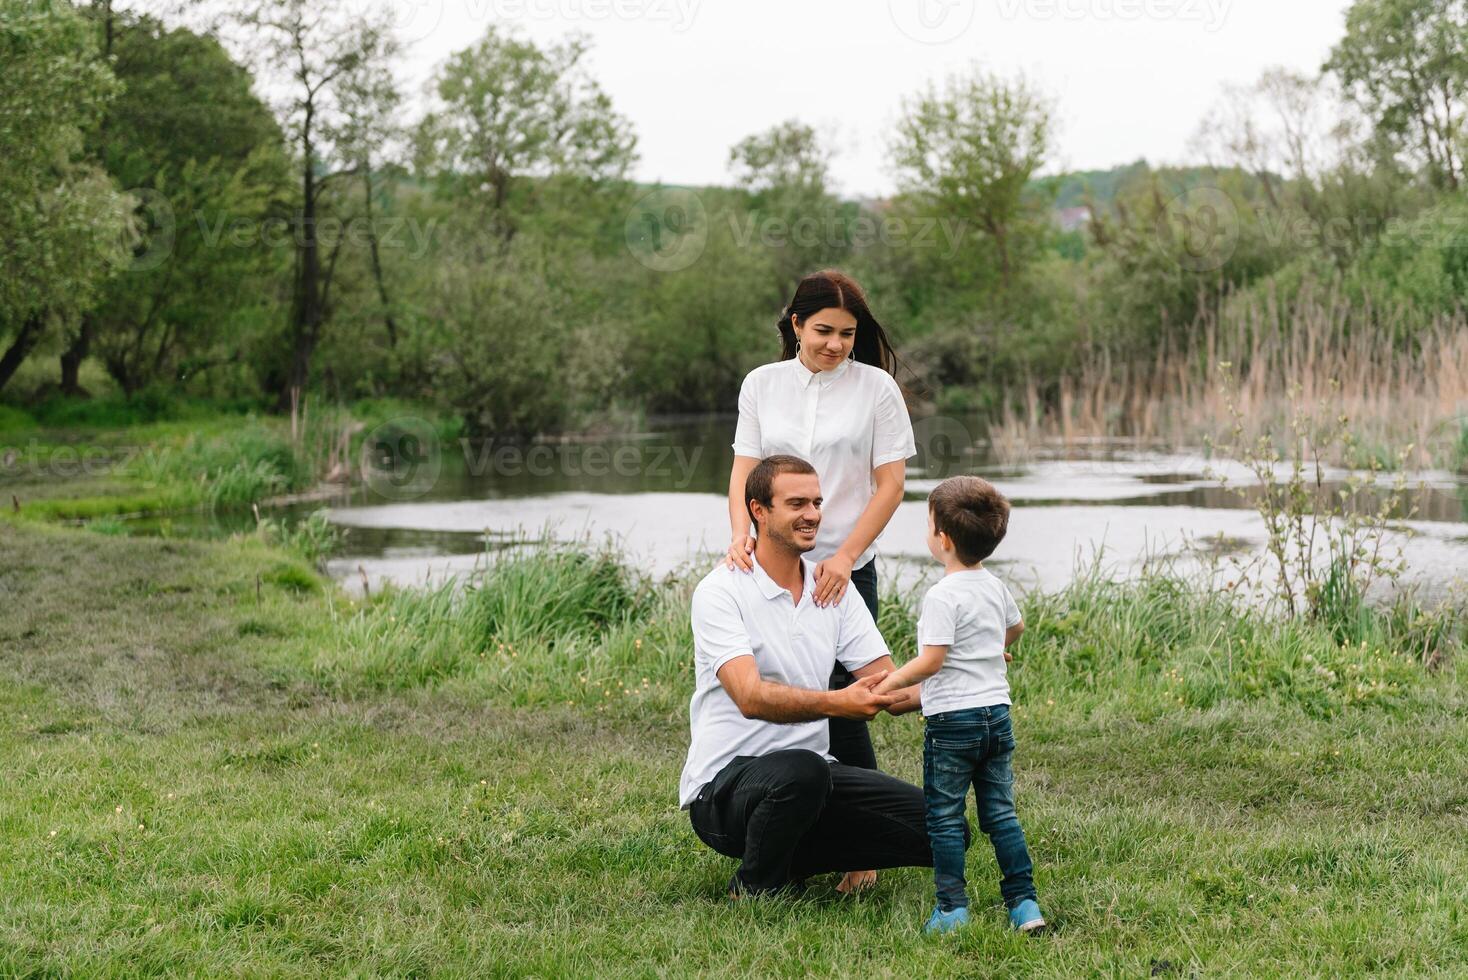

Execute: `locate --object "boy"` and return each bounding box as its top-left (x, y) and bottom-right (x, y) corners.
top-left (876, 476), bottom-right (1045, 935)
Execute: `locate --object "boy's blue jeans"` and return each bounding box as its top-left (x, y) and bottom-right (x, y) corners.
top-left (923, 704), bottom-right (1036, 912)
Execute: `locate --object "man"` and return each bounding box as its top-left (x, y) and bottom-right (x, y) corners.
top-left (679, 454), bottom-right (968, 896)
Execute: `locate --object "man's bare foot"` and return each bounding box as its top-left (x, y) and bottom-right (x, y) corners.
top-left (836, 870), bottom-right (877, 894)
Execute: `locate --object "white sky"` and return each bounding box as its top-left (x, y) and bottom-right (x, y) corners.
top-left (384, 0), bottom-right (1356, 197)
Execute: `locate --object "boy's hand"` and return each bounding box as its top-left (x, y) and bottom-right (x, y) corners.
top-left (1004, 651), bottom-right (1013, 662)
top-left (831, 672), bottom-right (902, 720)
top-left (872, 673), bottom-right (902, 696)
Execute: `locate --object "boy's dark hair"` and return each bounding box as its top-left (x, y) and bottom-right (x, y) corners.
top-left (746, 455), bottom-right (818, 530)
top-left (928, 475), bottom-right (1010, 565)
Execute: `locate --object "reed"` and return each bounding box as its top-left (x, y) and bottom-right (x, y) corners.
top-left (992, 281), bottom-right (1468, 470)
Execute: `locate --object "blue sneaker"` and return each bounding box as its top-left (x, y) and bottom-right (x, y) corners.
top-left (924, 905), bottom-right (971, 934)
top-left (1008, 898), bottom-right (1046, 933)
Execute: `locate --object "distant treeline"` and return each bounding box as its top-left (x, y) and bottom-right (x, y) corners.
top-left (1, 0), bottom-right (1464, 436)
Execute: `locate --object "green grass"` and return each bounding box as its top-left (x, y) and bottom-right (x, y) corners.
top-left (0, 401), bottom-right (458, 524)
top-left (2, 522), bottom-right (1465, 976)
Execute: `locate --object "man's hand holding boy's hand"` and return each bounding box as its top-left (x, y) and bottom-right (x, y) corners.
top-left (831, 672), bottom-right (902, 720)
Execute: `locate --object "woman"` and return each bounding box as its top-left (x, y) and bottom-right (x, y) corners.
top-left (725, 269), bottom-right (915, 888)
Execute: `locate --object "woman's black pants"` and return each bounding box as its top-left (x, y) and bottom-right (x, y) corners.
top-left (827, 559), bottom-right (880, 771)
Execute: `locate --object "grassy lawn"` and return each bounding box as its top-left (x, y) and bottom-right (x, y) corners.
top-left (2, 517), bottom-right (1466, 977)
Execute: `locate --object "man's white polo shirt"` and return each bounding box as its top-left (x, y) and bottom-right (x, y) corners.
top-left (678, 556), bottom-right (890, 808)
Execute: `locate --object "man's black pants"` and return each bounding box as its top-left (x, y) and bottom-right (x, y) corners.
top-left (687, 748), bottom-right (971, 893)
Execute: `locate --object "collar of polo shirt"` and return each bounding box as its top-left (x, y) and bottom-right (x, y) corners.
top-left (792, 354), bottom-right (852, 389)
top-left (750, 554), bottom-right (818, 601)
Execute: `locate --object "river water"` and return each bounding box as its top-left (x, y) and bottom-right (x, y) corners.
top-left (301, 415), bottom-right (1468, 601)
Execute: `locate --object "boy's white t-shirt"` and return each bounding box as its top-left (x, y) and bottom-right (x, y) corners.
top-left (917, 568), bottom-right (1022, 715)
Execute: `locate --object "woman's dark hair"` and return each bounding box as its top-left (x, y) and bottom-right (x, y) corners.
top-left (777, 269), bottom-right (898, 375)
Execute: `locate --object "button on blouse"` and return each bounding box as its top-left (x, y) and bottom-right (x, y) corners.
top-left (732, 357), bottom-right (916, 567)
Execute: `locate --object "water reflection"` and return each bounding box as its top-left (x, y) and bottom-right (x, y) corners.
top-left (314, 415), bottom-right (1468, 598)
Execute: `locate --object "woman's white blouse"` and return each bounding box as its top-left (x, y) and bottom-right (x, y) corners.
top-left (732, 357), bottom-right (916, 567)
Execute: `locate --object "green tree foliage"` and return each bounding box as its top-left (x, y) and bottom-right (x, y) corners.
top-left (3, 3), bottom-right (1462, 436)
top-left (890, 67), bottom-right (1054, 300)
top-left (235, 0), bottom-right (400, 407)
top-left (416, 27), bottom-right (637, 247)
top-left (0, 0), bottom-right (132, 393)
top-left (727, 120), bottom-right (853, 301)
top-left (82, 9), bottom-right (290, 397)
top-left (408, 27), bottom-right (644, 435)
top-left (1325, 0), bottom-right (1467, 191)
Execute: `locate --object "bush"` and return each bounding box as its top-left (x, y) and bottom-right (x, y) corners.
top-left (28, 390), bottom-right (263, 429)
top-left (0, 404), bottom-right (36, 434)
top-left (310, 542), bottom-right (1459, 719)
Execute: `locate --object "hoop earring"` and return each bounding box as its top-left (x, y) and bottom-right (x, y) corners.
top-left (794, 338), bottom-right (801, 352)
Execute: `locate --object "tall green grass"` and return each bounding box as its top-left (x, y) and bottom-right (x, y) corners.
top-left (313, 543), bottom-right (1461, 720)
top-left (320, 542), bottom-right (692, 703)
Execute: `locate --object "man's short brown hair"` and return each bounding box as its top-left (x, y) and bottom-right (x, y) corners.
top-left (928, 475), bottom-right (1010, 565)
top-left (746, 455), bottom-right (818, 529)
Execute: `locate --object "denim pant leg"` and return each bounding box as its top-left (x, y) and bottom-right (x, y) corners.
top-left (923, 730), bottom-right (976, 911)
top-left (974, 713), bottom-right (1037, 909)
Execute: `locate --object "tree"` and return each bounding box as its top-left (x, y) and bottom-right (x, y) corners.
top-left (729, 120), bottom-right (833, 196)
top-left (1325, 0), bottom-right (1467, 190)
top-left (1191, 67), bottom-right (1419, 269)
top-left (0, 0), bottom-right (132, 394)
top-left (80, 7), bottom-right (289, 397)
top-left (890, 67), bottom-right (1053, 296)
top-left (234, 0), bottom-right (399, 407)
top-left (329, 48), bottom-right (405, 351)
top-left (416, 27), bottom-right (637, 248)
top-left (727, 120), bottom-right (851, 298)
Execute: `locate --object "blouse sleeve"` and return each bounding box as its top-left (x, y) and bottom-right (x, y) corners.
top-left (871, 374), bottom-right (916, 468)
top-left (731, 372), bottom-right (763, 458)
